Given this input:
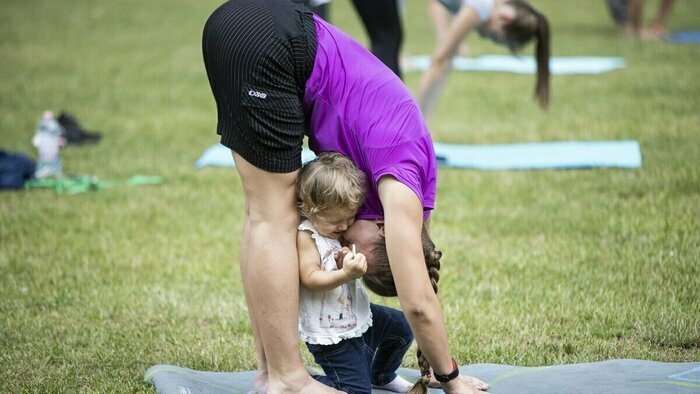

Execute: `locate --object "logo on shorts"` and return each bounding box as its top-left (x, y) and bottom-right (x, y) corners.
top-left (248, 90), bottom-right (267, 99)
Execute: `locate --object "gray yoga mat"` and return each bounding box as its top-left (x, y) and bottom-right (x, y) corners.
top-left (145, 359), bottom-right (700, 394)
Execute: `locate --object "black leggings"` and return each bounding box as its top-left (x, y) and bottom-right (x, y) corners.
top-left (607, 0), bottom-right (629, 25)
top-left (351, 0), bottom-right (403, 79)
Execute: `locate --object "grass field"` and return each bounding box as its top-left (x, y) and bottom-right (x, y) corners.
top-left (1, 0), bottom-right (699, 391)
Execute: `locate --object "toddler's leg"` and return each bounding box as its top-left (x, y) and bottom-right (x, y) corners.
top-left (306, 339), bottom-right (372, 394)
top-left (373, 376), bottom-right (414, 393)
top-left (365, 304), bottom-right (414, 388)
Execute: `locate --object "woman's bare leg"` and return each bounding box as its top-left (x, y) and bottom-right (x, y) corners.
top-left (239, 218), bottom-right (268, 392)
top-left (628, 0), bottom-right (644, 36)
top-left (648, 0), bottom-right (675, 37)
top-left (232, 152), bottom-right (340, 393)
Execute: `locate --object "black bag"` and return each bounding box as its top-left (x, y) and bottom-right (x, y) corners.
top-left (0, 151), bottom-right (35, 190)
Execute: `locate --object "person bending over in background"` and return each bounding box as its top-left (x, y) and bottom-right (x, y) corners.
top-left (416, 0), bottom-right (551, 121)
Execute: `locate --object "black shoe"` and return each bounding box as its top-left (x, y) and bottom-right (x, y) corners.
top-left (58, 111), bottom-right (102, 145)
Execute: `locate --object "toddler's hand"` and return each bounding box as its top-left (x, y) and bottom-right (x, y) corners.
top-left (334, 247), bottom-right (351, 267)
top-left (342, 251), bottom-right (367, 279)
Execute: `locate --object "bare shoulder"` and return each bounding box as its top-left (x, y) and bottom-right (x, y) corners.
top-left (297, 228), bottom-right (314, 249)
top-left (297, 229), bottom-right (321, 263)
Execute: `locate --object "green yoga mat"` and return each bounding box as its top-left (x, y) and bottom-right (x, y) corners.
top-left (25, 175), bottom-right (164, 194)
top-left (145, 359), bottom-right (700, 394)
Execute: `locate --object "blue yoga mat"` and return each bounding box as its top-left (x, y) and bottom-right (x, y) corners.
top-left (195, 144), bottom-right (318, 169)
top-left (403, 55), bottom-right (626, 74)
top-left (196, 140), bottom-right (641, 171)
top-left (666, 31), bottom-right (700, 43)
top-left (432, 140), bottom-right (642, 170)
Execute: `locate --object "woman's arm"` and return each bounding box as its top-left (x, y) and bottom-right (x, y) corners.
top-left (417, 6), bottom-right (482, 121)
top-left (377, 177), bottom-right (456, 376)
top-left (298, 231), bottom-right (366, 292)
top-left (379, 177), bottom-right (488, 393)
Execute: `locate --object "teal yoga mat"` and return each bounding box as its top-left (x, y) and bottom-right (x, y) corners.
top-left (145, 359), bottom-right (700, 393)
top-left (432, 140), bottom-right (641, 170)
top-left (196, 141), bottom-right (642, 171)
top-left (402, 55), bottom-right (626, 74)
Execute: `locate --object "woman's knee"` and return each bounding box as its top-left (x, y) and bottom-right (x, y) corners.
top-left (233, 152), bottom-right (299, 221)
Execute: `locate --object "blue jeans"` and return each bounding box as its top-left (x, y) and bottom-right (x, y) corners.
top-left (306, 304), bottom-right (414, 394)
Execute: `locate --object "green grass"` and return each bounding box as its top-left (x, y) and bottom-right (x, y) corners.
top-left (1, 0), bottom-right (699, 391)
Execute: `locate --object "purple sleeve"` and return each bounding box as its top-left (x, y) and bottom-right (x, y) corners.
top-left (363, 134), bottom-right (437, 221)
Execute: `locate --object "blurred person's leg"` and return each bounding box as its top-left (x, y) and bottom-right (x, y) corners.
top-left (312, 3), bottom-right (329, 20)
top-left (352, 0), bottom-right (404, 79)
top-left (628, 0), bottom-right (644, 36)
top-left (307, 0), bottom-right (330, 21)
top-left (648, 0), bottom-right (675, 37)
top-left (427, 0), bottom-right (470, 56)
top-left (607, 0), bottom-right (629, 26)
top-left (428, 0), bottom-right (452, 45)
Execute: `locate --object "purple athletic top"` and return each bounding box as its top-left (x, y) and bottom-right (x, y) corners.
top-left (303, 16), bottom-right (437, 220)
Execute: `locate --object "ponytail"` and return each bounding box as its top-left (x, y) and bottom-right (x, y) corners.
top-left (503, 0), bottom-right (551, 109)
top-left (534, 11), bottom-right (551, 109)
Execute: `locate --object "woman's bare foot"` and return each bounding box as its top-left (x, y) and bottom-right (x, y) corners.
top-left (247, 369), bottom-right (268, 394)
top-left (247, 385), bottom-right (267, 394)
top-left (267, 371), bottom-right (342, 394)
top-left (619, 23), bottom-right (636, 37)
top-left (640, 26), bottom-right (669, 40)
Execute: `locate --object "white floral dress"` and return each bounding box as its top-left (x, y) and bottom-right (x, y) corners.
top-left (297, 220), bottom-right (372, 345)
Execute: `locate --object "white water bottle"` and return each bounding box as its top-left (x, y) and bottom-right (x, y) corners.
top-left (32, 111), bottom-right (65, 179)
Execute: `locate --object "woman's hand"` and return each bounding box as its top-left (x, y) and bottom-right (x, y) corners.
top-left (425, 367), bottom-right (489, 392)
top-left (441, 375), bottom-right (489, 393)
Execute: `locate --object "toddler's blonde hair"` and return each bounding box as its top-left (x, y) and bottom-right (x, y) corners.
top-left (296, 152), bottom-right (366, 219)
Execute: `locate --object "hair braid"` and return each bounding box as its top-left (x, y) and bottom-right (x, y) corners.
top-left (409, 237), bottom-right (442, 394)
top-left (360, 224), bottom-right (444, 393)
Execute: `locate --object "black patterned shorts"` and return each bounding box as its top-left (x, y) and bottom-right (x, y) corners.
top-left (202, 0), bottom-right (317, 173)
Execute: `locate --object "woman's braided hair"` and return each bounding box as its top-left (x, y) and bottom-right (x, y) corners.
top-left (361, 223), bottom-right (442, 393)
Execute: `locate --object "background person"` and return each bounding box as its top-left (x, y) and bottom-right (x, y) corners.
top-left (351, 0), bottom-right (405, 79)
top-left (303, 0), bottom-right (405, 79)
top-left (416, 0), bottom-right (551, 121)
